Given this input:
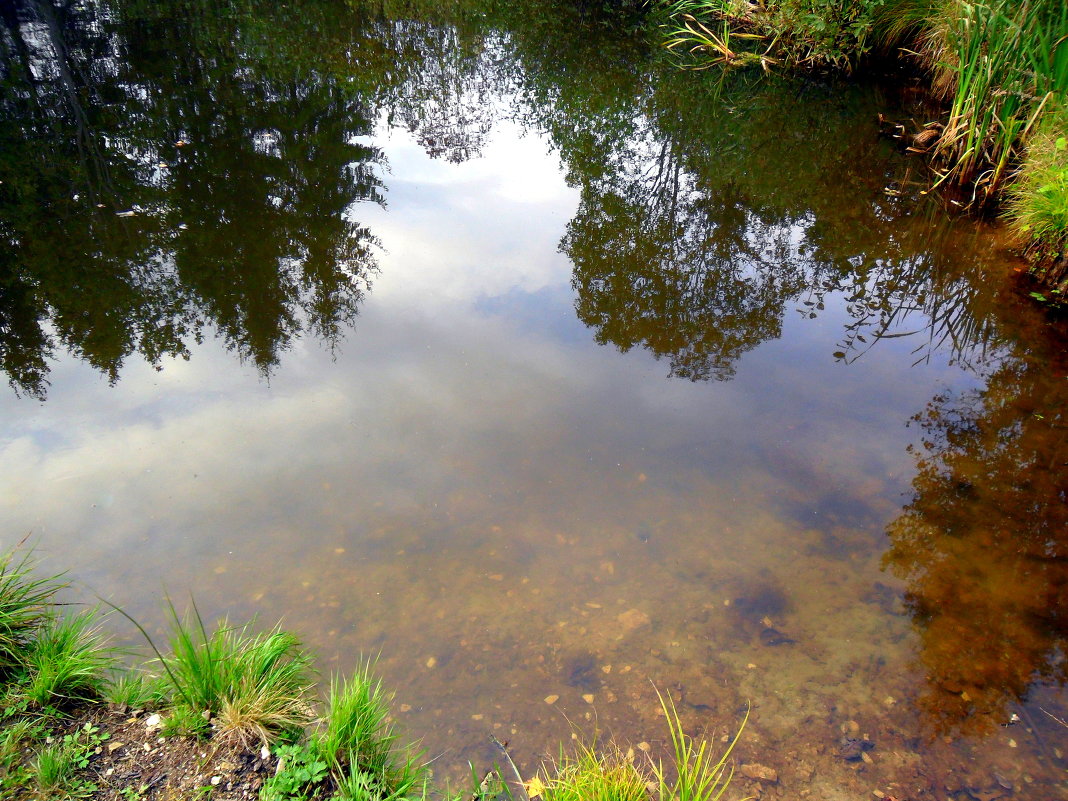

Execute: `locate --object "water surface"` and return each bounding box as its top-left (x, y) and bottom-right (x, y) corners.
top-left (1, 2), bottom-right (1066, 800)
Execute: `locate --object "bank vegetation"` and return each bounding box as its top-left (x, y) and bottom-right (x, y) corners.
top-left (658, 0), bottom-right (1068, 293)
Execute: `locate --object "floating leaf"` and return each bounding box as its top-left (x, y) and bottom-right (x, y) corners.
top-left (525, 776), bottom-right (547, 799)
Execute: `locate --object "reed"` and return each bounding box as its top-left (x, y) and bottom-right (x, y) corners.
top-left (929, 0), bottom-right (1068, 204)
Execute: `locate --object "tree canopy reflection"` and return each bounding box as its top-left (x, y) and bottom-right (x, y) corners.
top-left (0, 0), bottom-right (384, 398)
top-left (883, 348), bottom-right (1068, 734)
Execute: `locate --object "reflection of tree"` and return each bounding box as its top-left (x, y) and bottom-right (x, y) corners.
top-left (883, 353), bottom-right (1068, 734)
top-left (0, 0), bottom-right (384, 398)
top-left (547, 62), bottom-right (1012, 381)
top-left (382, 21), bottom-right (506, 163)
top-left (566, 173), bottom-right (810, 380)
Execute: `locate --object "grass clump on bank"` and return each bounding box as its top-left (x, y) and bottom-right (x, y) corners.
top-left (155, 606), bottom-right (314, 745)
top-left (0, 547), bottom-right (751, 801)
top-left (0, 549), bottom-right (62, 678)
top-left (1006, 105), bottom-right (1068, 290)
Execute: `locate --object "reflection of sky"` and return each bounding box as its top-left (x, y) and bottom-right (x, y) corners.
top-left (0, 116), bottom-right (972, 602)
top-left (0, 109), bottom-right (1024, 789)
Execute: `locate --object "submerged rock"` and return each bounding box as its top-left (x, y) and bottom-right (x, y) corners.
top-left (837, 737), bottom-right (875, 762)
top-left (759, 626), bottom-right (795, 646)
top-left (740, 763), bottom-right (779, 784)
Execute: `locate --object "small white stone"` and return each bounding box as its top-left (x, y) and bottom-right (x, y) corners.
top-left (144, 713), bottom-right (162, 730)
top-left (261, 745), bottom-right (271, 760)
top-left (211, 776), bottom-right (222, 786)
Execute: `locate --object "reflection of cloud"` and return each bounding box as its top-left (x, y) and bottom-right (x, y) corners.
top-left (360, 122), bottom-right (578, 303)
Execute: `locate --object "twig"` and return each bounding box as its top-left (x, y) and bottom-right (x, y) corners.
top-left (1040, 706), bottom-right (1068, 729)
top-left (491, 735), bottom-right (531, 801)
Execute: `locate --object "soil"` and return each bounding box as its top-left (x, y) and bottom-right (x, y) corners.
top-left (3, 704), bottom-right (277, 800)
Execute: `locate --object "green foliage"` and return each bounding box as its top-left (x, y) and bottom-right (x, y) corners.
top-left (1007, 106), bottom-right (1068, 254)
top-left (160, 704), bottom-right (213, 738)
top-left (260, 743), bottom-right (330, 800)
top-left (312, 664), bottom-right (398, 775)
top-left (660, 0), bottom-right (886, 71)
top-left (926, 0), bottom-right (1067, 200)
top-left (104, 670), bottom-right (171, 710)
top-left (21, 610), bottom-right (116, 710)
top-left (30, 722), bottom-right (108, 799)
top-left (0, 718), bottom-right (44, 772)
top-left (0, 549), bottom-right (63, 677)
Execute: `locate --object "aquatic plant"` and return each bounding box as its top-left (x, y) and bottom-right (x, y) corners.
top-left (659, 0), bottom-right (884, 71)
top-left (926, 0), bottom-right (1068, 204)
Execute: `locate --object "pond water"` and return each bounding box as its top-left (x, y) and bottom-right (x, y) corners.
top-left (1, 1), bottom-right (1067, 799)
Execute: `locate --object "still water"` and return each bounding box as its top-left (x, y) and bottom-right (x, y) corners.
top-left (1, 1), bottom-right (1066, 799)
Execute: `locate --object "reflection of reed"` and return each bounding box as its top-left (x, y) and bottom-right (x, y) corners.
top-left (830, 248), bottom-right (1001, 371)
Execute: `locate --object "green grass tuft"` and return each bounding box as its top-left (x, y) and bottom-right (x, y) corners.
top-left (541, 744), bottom-right (647, 801)
top-left (159, 603), bottom-right (314, 746)
top-left (653, 689), bottom-right (748, 801)
top-left (103, 670), bottom-right (170, 711)
top-left (311, 662), bottom-right (426, 801)
top-left (30, 725), bottom-right (103, 800)
top-left (1007, 107), bottom-right (1068, 254)
top-left (22, 609), bottom-right (116, 710)
top-left (313, 662), bottom-right (397, 774)
top-left (0, 549), bottom-right (64, 678)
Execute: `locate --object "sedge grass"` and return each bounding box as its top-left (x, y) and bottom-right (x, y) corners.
top-left (103, 669), bottom-right (170, 710)
top-left (159, 604), bottom-right (314, 746)
top-left (540, 743), bottom-right (647, 801)
top-left (313, 662), bottom-right (398, 773)
top-left (653, 688), bottom-right (748, 801)
top-left (313, 661), bottom-right (427, 801)
top-left (22, 609), bottom-right (116, 710)
top-left (31, 735), bottom-right (92, 800)
top-left (0, 549), bottom-right (63, 677)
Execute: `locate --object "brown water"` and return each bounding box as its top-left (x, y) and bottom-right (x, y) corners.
top-left (1, 1), bottom-right (1067, 799)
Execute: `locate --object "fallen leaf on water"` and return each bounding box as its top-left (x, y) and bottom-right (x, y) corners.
top-left (525, 776), bottom-right (546, 799)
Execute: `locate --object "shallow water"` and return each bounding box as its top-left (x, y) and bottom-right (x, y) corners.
top-left (1, 1), bottom-right (1067, 799)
